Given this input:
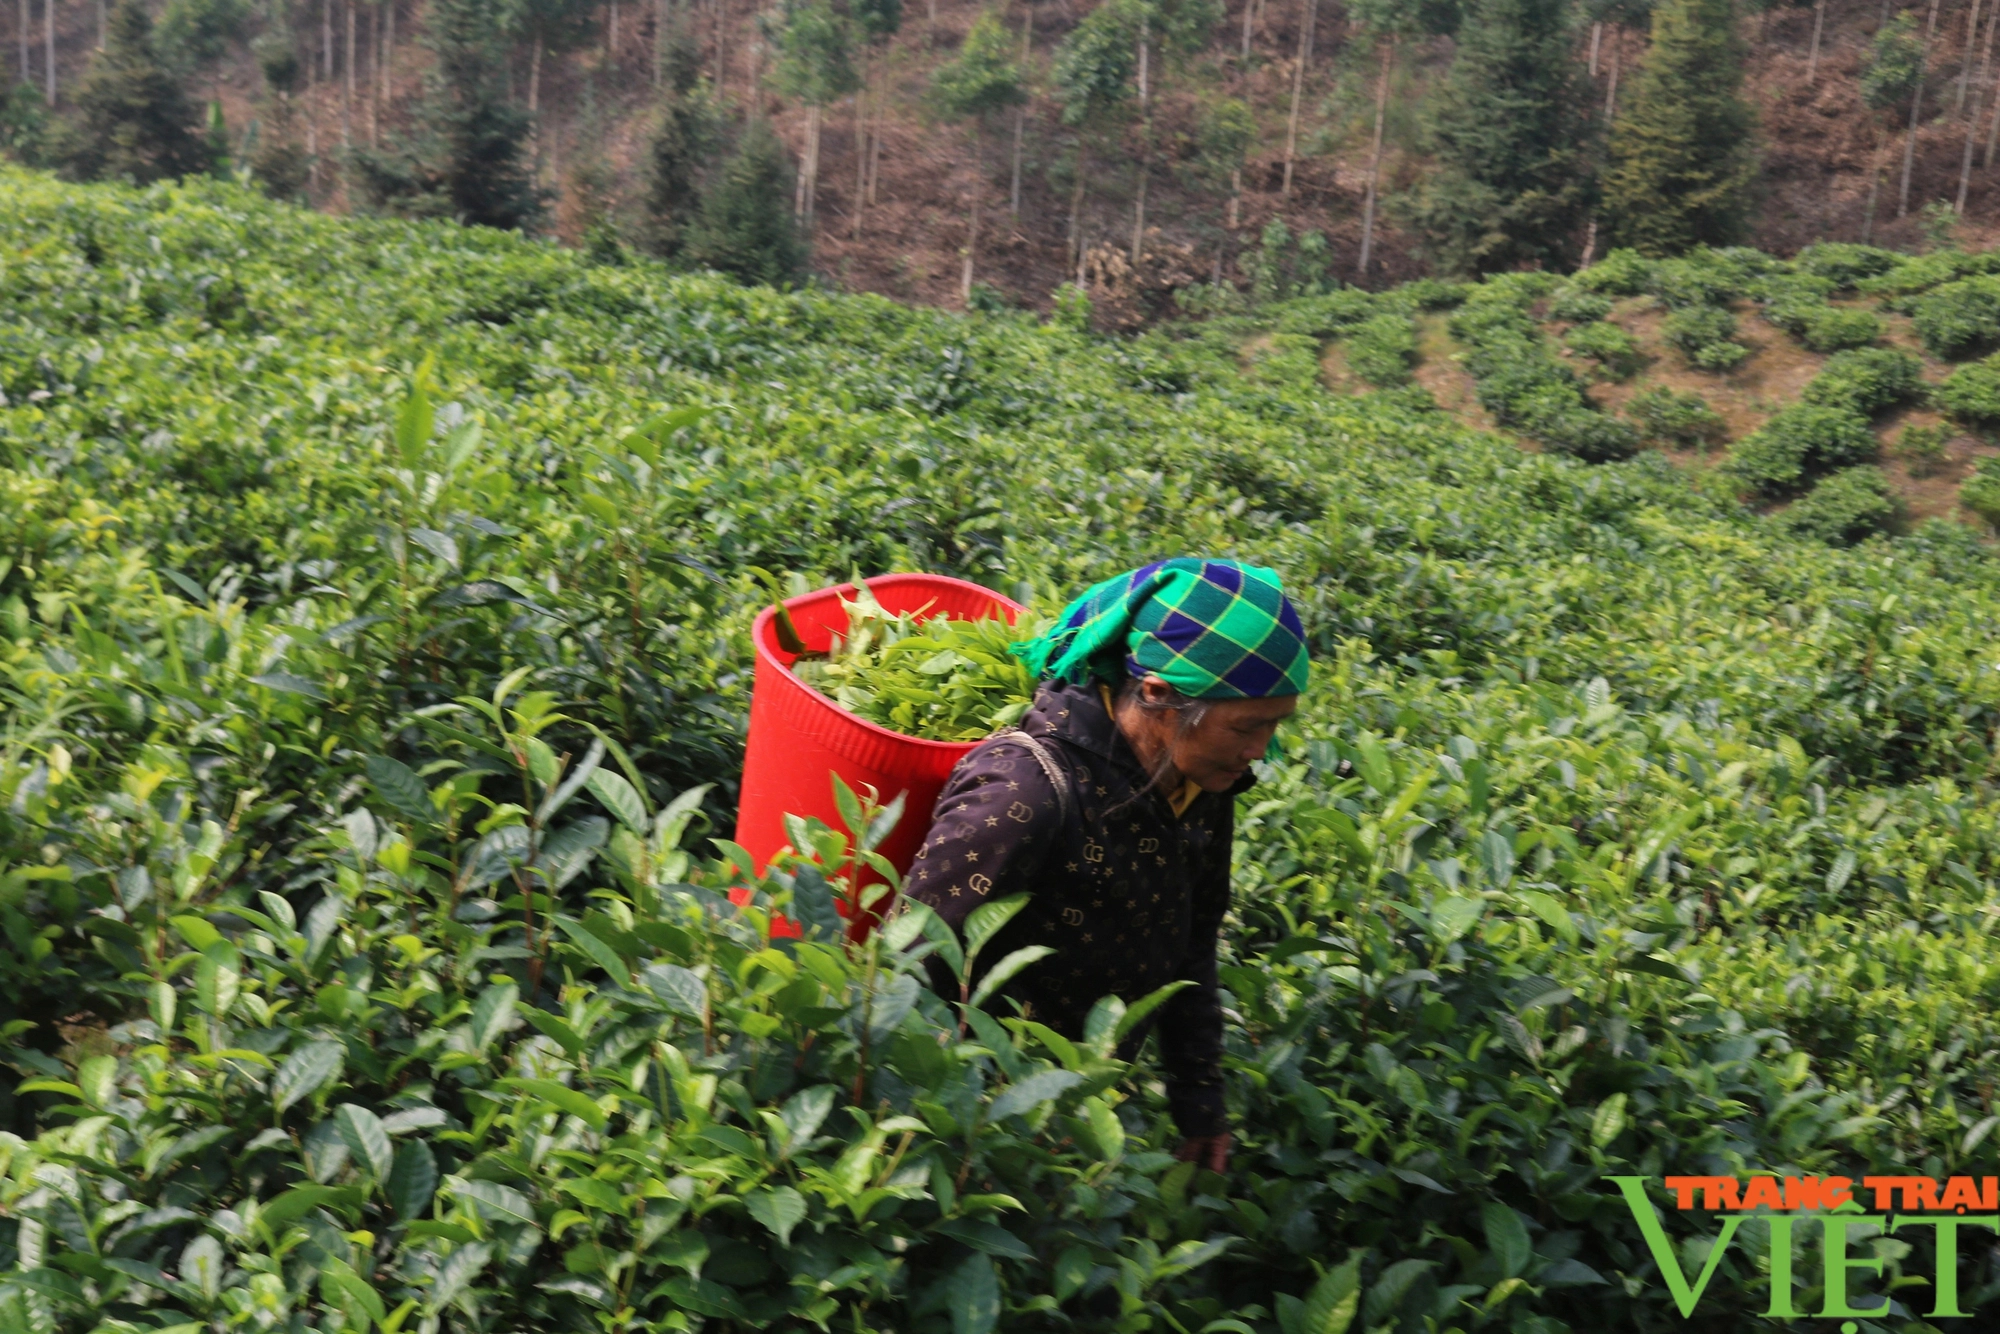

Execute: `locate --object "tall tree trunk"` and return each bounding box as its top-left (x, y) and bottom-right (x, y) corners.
top-left (852, 78), bottom-right (868, 237)
top-left (1132, 16), bottom-right (1149, 259)
top-left (610, 0), bottom-right (620, 61)
top-left (1009, 107), bottom-right (1026, 217)
top-left (529, 34), bottom-right (543, 113)
top-left (867, 117), bottom-right (882, 204)
top-left (343, 0), bottom-right (355, 148)
top-left (1986, 34), bottom-right (2000, 163)
top-left (714, 0), bottom-right (727, 99)
top-left (1130, 147), bottom-right (1148, 262)
top-left (1808, 0), bottom-right (1826, 82)
top-left (1281, 0), bottom-right (1316, 196)
top-left (962, 129), bottom-right (982, 302)
top-left (1580, 217), bottom-right (1598, 267)
top-left (382, 0), bottom-right (394, 113)
top-left (1067, 152), bottom-right (1087, 279)
top-left (1241, 0), bottom-right (1254, 59)
top-left (1899, 0), bottom-right (1942, 217)
top-left (1604, 27), bottom-right (1621, 119)
top-left (1863, 121), bottom-right (1888, 240)
top-left (1010, 4), bottom-right (1031, 217)
top-left (96, 0), bottom-right (103, 49)
top-left (801, 102), bottom-right (822, 227)
top-left (1960, 0), bottom-right (1999, 205)
top-left (1357, 34), bottom-right (1393, 282)
top-left (366, 1), bottom-right (377, 145)
top-left (1136, 14), bottom-right (1149, 105)
top-left (1959, 0), bottom-right (1984, 112)
top-left (323, 0), bottom-right (334, 83)
top-left (1228, 166), bottom-right (1241, 228)
top-left (1588, 19), bottom-right (1601, 76)
top-left (43, 0), bottom-right (53, 106)
top-left (19, 0), bottom-right (27, 86)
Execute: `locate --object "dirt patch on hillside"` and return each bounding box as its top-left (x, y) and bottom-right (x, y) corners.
top-left (1410, 313), bottom-right (1503, 436)
top-left (1568, 298), bottom-right (1819, 445)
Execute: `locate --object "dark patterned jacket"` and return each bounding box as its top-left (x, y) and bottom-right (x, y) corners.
top-left (902, 680), bottom-right (1247, 1138)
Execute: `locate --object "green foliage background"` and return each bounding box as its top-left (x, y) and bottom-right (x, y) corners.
top-left (10, 170), bottom-right (2000, 1332)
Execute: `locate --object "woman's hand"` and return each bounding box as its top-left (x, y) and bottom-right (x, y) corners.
top-left (1173, 1132), bottom-right (1232, 1174)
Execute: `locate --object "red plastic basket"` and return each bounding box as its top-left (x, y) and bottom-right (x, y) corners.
top-left (731, 574), bottom-right (1027, 938)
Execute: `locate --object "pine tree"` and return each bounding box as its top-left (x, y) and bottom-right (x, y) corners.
top-left (0, 82), bottom-right (49, 167)
top-left (249, 25), bottom-right (309, 199)
top-left (639, 30), bottom-right (720, 261)
top-left (55, 0), bottom-right (214, 184)
top-left (685, 118), bottom-right (809, 286)
top-left (1407, 0), bottom-right (1594, 276)
top-left (1601, 0), bottom-right (1754, 255)
top-left (353, 0), bottom-right (543, 230)
top-left (429, 0), bottom-right (541, 229)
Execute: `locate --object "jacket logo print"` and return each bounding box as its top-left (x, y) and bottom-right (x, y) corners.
top-left (1061, 906), bottom-right (1085, 926)
top-left (1083, 840), bottom-right (1105, 863)
top-left (968, 873), bottom-right (993, 895)
top-left (1007, 801), bottom-right (1034, 823)
top-left (1138, 837), bottom-right (1159, 854)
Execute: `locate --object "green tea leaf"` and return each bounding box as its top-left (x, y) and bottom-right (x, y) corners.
top-left (746, 1186), bottom-right (807, 1246)
top-left (365, 755), bottom-right (434, 823)
top-left (1482, 1201), bottom-right (1533, 1279)
top-left (272, 1041), bottom-right (344, 1115)
top-left (945, 1253), bottom-right (1000, 1334)
top-left (388, 1141), bottom-right (439, 1221)
top-left (989, 1069), bottom-right (1083, 1121)
top-left (335, 1103), bottom-right (395, 1180)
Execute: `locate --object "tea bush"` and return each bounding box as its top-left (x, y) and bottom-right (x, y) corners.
top-left (1571, 247), bottom-right (1654, 295)
top-left (1937, 355), bottom-right (2000, 426)
top-left (15, 170), bottom-right (2000, 1332)
top-left (1448, 276), bottom-right (1641, 462)
top-left (1801, 346), bottom-right (1926, 415)
top-left (1650, 254), bottom-right (1749, 309)
top-left (1755, 270), bottom-right (1839, 335)
top-left (1625, 386), bottom-right (1727, 448)
top-left (1896, 422), bottom-right (1952, 477)
top-left (1909, 275), bottom-right (2000, 359)
top-left (1547, 286), bottom-right (1613, 324)
top-left (1722, 404), bottom-right (1877, 496)
top-left (1961, 456), bottom-right (2000, 529)
top-left (1561, 321), bottom-right (1642, 380)
top-left (1794, 242), bottom-right (1903, 287)
top-left (1660, 305), bottom-right (1749, 372)
top-left (1780, 465), bottom-right (1902, 545)
top-left (1342, 312), bottom-right (1419, 388)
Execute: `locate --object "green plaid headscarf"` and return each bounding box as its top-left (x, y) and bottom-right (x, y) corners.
top-left (1011, 558), bottom-right (1310, 699)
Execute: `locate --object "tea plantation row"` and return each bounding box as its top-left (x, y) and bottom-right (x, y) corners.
top-left (8, 169), bottom-right (2000, 1332)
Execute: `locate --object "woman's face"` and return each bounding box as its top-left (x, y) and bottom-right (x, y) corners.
top-left (1174, 693), bottom-right (1299, 791)
top-left (1124, 676), bottom-right (1300, 792)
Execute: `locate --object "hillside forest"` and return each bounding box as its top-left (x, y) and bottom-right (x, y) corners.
top-left (21, 0), bottom-right (2000, 316)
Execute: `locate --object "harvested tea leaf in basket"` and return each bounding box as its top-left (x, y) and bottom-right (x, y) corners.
top-left (789, 584), bottom-right (1041, 741)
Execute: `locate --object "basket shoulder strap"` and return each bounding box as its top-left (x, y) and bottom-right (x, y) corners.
top-left (996, 728), bottom-right (1073, 827)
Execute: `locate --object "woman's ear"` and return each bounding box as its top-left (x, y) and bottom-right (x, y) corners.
top-left (1137, 674), bottom-right (1177, 706)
